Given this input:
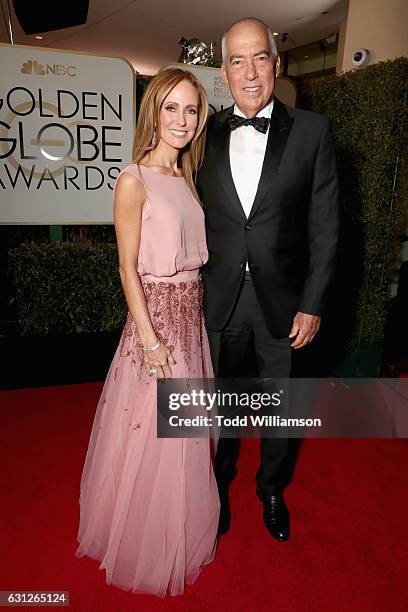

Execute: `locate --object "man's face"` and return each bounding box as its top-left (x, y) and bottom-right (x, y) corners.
top-left (221, 21), bottom-right (280, 118)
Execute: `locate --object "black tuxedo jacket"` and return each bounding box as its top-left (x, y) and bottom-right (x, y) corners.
top-left (197, 97), bottom-right (340, 338)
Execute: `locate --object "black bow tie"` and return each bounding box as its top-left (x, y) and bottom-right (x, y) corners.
top-left (228, 113), bottom-right (270, 134)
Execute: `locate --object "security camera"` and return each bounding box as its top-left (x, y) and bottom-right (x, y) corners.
top-left (352, 48), bottom-right (370, 68)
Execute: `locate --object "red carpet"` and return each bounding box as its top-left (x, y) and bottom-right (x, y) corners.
top-left (1, 382), bottom-right (408, 611)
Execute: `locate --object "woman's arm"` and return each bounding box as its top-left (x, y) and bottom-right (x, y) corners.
top-left (114, 172), bottom-right (174, 378)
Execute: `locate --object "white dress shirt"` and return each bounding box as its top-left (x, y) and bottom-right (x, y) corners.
top-left (229, 98), bottom-right (274, 270)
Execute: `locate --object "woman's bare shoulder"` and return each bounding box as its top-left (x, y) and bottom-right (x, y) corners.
top-left (114, 169), bottom-right (146, 214)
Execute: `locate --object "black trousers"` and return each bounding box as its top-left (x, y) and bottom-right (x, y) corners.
top-left (208, 273), bottom-right (292, 495)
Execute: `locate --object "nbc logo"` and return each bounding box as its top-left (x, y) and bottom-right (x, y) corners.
top-left (21, 60), bottom-right (45, 75)
top-left (20, 60), bottom-right (77, 77)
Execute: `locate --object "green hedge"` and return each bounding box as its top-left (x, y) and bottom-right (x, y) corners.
top-left (304, 57), bottom-right (408, 348)
top-left (9, 242), bottom-right (126, 335)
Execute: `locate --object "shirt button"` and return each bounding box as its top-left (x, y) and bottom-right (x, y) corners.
top-left (245, 224), bottom-right (251, 230)
top-left (239, 262), bottom-right (245, 269)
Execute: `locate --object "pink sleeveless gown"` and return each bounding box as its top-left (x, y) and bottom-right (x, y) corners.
top-left (75, 164), bottom-right (220, 597)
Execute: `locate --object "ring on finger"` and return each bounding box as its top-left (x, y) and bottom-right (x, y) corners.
top-left (149, 367), bottom-right (158, 376)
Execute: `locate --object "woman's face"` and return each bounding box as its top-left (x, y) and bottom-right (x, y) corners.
top-left (158, 79), bottom-right (199, 150)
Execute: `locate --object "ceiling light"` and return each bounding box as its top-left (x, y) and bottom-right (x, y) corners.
top-left (304, 55), bottom-right (309, 58)
top-left (273, 32), bottom-right (279, 36)
top-left (35, 35), bottom-right (43, 39)
top-left (325, 33), bottom-right (338, 45)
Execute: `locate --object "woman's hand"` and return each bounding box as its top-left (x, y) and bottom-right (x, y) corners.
top-left (144, 343), bottom-right (176, 379)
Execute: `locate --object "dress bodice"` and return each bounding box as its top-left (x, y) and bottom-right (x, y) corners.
top-left (116, 164), bottom-right (208, 278)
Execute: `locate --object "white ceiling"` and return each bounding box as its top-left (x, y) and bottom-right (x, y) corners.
top-left (0, 0), bottom-right (347, 75)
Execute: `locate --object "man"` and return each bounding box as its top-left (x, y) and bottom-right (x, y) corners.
top-left (198, 17), bottom-right (340, 541)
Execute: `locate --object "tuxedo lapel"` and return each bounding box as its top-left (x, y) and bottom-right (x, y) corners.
top-left (247, 97), bottom-right (294, 222)
top-left (212, 107), bottom-right (247, 221)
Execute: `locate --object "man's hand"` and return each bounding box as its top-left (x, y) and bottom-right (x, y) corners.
top-left (289, 312), bottom-right (321, 349)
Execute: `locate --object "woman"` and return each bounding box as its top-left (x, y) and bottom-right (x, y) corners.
top-left (75, 68), bottom-right (220, 597)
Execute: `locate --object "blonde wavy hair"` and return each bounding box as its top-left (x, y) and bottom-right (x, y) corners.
top-left (132, 67), bottom-right (208, 202)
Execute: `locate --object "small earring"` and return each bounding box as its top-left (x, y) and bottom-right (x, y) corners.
top-left (151, 128), bottom-right (157, 146)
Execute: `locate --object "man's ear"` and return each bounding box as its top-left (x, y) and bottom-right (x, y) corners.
top-left (221, 63), bottom-right (229, 86)
top-left (275, 55), bottom-right (281, 79)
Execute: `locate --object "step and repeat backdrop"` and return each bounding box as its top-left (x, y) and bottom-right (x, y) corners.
top-left (0, 43), bottom-right (135, 224)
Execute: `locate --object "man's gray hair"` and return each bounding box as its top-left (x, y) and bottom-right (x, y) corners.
top-left (221, 17), bottom-right (279, 64)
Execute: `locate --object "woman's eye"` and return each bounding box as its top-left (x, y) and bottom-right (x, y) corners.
top-left (165, 106), bottom-right (175, 111)
top-left (188, 108), bottom-right (197, 114)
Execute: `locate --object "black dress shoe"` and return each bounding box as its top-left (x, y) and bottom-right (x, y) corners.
top-left (256, 485), bottom-right (290, 541)
top-left (217, 482), bottom-right (231, 536)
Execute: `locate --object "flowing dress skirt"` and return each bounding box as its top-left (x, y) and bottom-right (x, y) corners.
top-left (75, 272), bottom-right (220, 597)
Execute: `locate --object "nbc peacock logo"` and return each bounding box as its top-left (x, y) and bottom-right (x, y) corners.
top-left (21, 60), bottom-right (46, 75)
top-left (20, 60), bottom-right (77, 76)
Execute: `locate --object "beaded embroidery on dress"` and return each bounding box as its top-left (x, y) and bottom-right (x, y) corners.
top-left (75, 164), bottom-right (219, 597)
